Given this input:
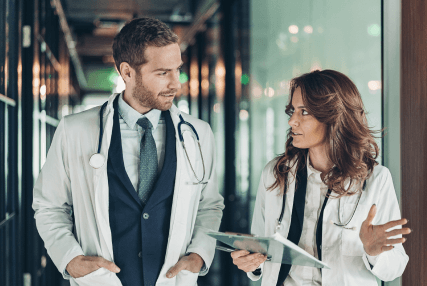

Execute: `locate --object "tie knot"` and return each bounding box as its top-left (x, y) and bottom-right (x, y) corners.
top-left (137, 117), bottom-right (153, 130)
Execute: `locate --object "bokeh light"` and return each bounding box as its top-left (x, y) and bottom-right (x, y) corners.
top-left (367, 24), bottom-right (381, 36)
top-left (288, 25), bottom-right (299, 34)
top-left (368, 80), bottom-right (381, 91)
top-left (241, 74), bottom-right (250, 85)
top-left (239, 110), bottom-right (249, 121)
top-left (179, 72), bottom-right (189, 84)
top-left (304, 25), bottom-right (313, 34)
top-left (264, 87), bottom-right (275, 97)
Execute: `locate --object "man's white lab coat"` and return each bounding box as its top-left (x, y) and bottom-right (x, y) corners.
top-left (248, 159), bottom-right (408, 286)
top-left (33, 93), bottom-right (224, 286)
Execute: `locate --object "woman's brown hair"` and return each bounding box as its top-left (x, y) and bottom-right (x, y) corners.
top-left (270, 69), bottom-right (380, 197)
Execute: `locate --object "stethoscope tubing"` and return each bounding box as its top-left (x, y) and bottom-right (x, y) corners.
top-left (97, 102), bottom-right (108, 154)
top-left (276, 170), bottom-right (366, 231)
top-left (90, 102), bottom-right (206, 184)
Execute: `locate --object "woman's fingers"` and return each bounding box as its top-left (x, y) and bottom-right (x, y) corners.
top-left (386, 237), bottom-right (407, 245)
top-left (234, 253), bottom-right (266, 272)
top-left (386, 227), bottom-right (411, 238)
top-left (381, 245), bottom-right (394, 252)
top-left (382, 218), bottom-right (408, 231)
top-left (230, 250), bottom-right (249, 259)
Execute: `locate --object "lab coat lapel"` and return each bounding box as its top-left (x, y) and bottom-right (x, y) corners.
top-left (158, 106), bottom-right (197, 280)
top-left (92, 94), bottom-right (119, 261)
top-left (109, 96), bottom-right (141, 206)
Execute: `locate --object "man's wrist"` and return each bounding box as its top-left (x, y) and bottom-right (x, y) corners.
top-left (188, 253), bottom-right (204, 269)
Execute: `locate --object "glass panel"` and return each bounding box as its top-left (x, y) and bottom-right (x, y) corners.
top-left (249, 0), bottom-right (381, 226)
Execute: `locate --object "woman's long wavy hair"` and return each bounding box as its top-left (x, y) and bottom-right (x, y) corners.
top-left (269, 70), bottom-right (380, 198)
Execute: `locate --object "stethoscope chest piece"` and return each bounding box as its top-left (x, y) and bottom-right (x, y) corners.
top-left (89, 153), bottom-right (105, 169)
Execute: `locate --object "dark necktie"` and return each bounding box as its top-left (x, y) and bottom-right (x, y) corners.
top-left (136, 117), bottom-right (158, 206)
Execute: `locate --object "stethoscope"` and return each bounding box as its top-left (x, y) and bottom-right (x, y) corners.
top-left (89, 102), bottom-right (207, 185)
top-left (275, 176), bottom-right (366, 233)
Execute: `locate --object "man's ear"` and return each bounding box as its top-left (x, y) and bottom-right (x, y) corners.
top-left (119, 62), bottom-right (133, 84)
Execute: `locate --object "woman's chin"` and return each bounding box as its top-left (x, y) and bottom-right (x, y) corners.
top-left (291, 141), bottom-right (308, 149)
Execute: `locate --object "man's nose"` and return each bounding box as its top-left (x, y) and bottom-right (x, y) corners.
top-left (168, 71), bottom-right (181, 90)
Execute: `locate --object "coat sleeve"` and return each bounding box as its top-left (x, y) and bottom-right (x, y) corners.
top-left (185, 124), bottom-right (225, 276)
top-left (361, 168), bottom-right (409, 281)
top-left (247, 166), bottom-right (268, 281)
top-left (32, 119), bottom-right (84, 279)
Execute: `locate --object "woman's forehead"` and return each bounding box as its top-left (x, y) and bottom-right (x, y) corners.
top-left (291, 87), bottom-right (304, 107)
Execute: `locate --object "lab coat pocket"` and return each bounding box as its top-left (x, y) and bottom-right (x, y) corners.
top-left (73, 267), bottom-right (122, 286)
top-left (175, 269), bottom-right (199, 286)
top-left (341, 203), bottom-right (367, 256)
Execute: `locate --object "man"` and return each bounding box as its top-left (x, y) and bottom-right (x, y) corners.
top-left (33, 17), bottom-right (224, 286)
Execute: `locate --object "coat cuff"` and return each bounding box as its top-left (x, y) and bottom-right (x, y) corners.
top-left (59, 247), bottom-right (85, 279)
top-left (186, 248), bottom-right (211, 276)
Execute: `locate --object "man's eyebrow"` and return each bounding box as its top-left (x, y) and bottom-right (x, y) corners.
top-left (152, 62), bottom-right (184, 72)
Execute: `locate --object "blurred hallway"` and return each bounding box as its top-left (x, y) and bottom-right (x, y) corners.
top-left (0, 0), bottom-right (426, 285)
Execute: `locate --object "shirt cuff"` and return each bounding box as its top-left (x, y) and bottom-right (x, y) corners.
top-left (364, 250), bottom-right (380, 269)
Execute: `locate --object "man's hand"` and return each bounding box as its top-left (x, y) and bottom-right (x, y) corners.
top-left (66, 255), bottom-right (121, 278)
top-left (359, 204), bottom-right (411, 256)
top-left (231, 250), bottom-right (267, 273)
top-left (166, 253), bottom-right (204, 278)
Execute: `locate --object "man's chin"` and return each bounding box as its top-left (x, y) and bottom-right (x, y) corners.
top-left (158, 101), bottom-right (173, 111)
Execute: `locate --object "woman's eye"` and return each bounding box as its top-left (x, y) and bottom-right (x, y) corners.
top-left (302, 110), bottom-right (309, 115)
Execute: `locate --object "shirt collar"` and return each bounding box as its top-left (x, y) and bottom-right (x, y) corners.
top-left (118, 92), bottom-right (162, 131)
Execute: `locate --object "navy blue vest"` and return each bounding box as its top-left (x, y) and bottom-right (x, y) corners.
top-left (108, 97), bottom-right (177, 286)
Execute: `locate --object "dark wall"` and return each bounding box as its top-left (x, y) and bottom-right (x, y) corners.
top-left (401, 0), bottom-right (427, 285)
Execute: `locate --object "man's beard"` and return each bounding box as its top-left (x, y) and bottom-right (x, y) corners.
top-left (132, 76), bottom-right (176, 111)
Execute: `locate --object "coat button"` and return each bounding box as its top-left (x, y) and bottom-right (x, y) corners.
top-left (143, 213), bottom-right (149, 219)
top-left (138, 252), bottom-right (142, 258)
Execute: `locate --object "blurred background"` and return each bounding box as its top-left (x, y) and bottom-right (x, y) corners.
top-left (1, 0), bottom-right (426, 285)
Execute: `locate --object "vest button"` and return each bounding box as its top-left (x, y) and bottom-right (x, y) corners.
top-left (143, 213), bottom-right (149, 219)
top-left (138, 252), bottom-right (142, 258)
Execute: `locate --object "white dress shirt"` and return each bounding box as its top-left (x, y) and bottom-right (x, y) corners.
top-left (282, 155), bottom-right (379, 286)
top-left (118, 93), bottom-right (166, 191)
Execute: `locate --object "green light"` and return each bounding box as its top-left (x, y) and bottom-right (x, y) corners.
top-left (179, 72), bottom-right (188, 84)
top-left (367, 24), bottom-right (381, 36)
top-left (108, 71), bottom-right (119, 85)
top-left (241, 74), bottom-right (250, 85)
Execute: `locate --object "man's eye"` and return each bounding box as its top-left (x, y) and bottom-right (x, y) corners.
top-left (160, 72), bottom-right (167, 76)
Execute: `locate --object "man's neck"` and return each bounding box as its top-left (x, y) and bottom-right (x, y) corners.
top-left (122, 89), bottom-right (151, 114)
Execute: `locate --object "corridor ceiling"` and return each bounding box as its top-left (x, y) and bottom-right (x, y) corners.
top-left (61, 0), bottom-right (193, 91)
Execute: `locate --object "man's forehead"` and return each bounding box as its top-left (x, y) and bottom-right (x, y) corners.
top-left (144, 44), bottom-right (181, 62)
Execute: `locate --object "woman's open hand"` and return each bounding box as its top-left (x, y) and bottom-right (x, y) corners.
top-left (231, 250), bottom-right (267, 273)
top-left (359, 204), bottom-right (411, 256)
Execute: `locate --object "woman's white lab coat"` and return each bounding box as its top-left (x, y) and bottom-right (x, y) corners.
top-left (248, 159), bottom-right (408, 286)
top-left (32, 93), bottom-right (224, 286)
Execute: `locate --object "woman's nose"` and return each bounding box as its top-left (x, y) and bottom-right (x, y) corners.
top-left (288, 114), bottom-right (299, 127)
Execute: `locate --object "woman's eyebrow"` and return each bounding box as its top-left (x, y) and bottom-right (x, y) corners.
top-left (291, 105), bottom-right (306, 109)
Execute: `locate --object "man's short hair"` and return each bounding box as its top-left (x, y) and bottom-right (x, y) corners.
top-left (112, 17), bottom-right (179, 73)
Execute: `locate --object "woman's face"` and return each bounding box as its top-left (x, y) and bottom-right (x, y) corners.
top-left (288, 87), bottom-right (327, 151)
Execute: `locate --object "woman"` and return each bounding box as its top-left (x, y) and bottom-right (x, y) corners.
top-left (231, 70), bottom-right (410, 286)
